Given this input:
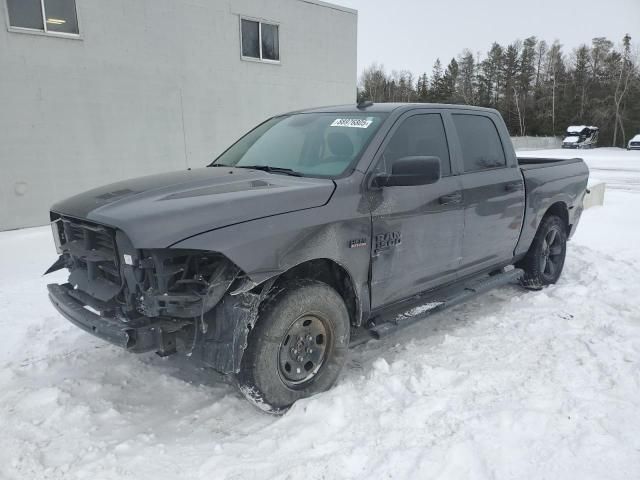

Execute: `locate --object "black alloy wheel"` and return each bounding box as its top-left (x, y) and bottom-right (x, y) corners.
top-left (518, 214), bottom-right (567, 289)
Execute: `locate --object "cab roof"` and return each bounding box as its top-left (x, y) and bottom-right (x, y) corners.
top-left (292, 103), bottom-right (500, 115)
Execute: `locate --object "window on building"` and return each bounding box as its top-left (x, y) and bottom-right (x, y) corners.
top-left (6, 0), bottom-right (79, 35)
top-left (452, 114), bottom-right (506, 172)
top-left (241, 18), bottom-right (279, 62)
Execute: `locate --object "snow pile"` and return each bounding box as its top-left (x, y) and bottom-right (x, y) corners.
top-left (566, 125), bottom-right (598, 133)
top-left (1, 149), bottom-right (640, 479)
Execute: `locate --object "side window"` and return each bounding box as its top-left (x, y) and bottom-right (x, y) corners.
top-left (380, 114), bottom-right (451, 176)
top-left (452, 114), bottom-right (506, 172)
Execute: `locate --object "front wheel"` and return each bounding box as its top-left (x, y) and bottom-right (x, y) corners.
top-left (236, 280), bottom-right (350, 413)
top-left (518, 215), bottom-right (567, 289)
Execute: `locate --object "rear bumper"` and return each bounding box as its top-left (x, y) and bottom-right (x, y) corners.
top-left (47, 283), bottom-right (190, 354)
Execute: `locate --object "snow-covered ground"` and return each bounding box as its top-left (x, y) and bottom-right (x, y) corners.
top-left (1, 148), bottom-right (639, 480)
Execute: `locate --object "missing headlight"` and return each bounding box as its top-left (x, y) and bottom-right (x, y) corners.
top-left (133, 250), bottom-right (241, 318)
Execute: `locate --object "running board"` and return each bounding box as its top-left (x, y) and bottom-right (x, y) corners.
top-left (367, 268), bottom-right (524, 339)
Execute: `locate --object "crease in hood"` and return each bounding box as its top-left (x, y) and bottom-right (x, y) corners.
top-left (51, 167), bottom-right (336, 248)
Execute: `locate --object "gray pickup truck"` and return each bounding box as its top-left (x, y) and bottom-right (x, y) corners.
top-left (46, 103), bottom-right (589, 412)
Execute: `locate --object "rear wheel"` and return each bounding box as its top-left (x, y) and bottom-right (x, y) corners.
top-left (237, 280), bottom-right (350, 413)
top-left (518, 215), bottom-right (567, 289)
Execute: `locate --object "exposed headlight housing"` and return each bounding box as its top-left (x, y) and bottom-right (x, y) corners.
top-left (50, 219), bottom-right (63, 254)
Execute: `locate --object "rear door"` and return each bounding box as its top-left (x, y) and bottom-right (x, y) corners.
top-left (449, 112), bottom-right (525, 277)
top-left (369, 110), bottom-right (464, 308)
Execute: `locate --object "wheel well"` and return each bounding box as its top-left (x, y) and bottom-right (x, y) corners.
top-left (544, 202), bottom-right (569, 231)
top-left (272, 259), bottom-right (360, 327)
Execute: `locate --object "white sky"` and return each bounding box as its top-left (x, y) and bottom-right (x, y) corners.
top-left (334, 0), bottom-right (640, 77)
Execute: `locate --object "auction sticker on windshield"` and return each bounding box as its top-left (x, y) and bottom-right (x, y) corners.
top-left (331, 118), bottom-right (373, 128)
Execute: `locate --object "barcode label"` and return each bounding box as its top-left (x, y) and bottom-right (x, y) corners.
top-left (330, 118), bottom-right (373, 129)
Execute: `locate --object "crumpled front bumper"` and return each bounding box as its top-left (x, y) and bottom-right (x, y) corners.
top-left (47, 283), bottom-right (191, 355)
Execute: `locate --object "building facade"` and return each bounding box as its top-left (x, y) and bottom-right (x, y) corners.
top-left (0, 0), bottom-right (357, 230)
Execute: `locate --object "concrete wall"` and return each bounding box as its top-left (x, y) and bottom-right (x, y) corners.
top-left (0, 0), bottom-right (357, 230)
top-left (511, 136), bottom-right (562, 151)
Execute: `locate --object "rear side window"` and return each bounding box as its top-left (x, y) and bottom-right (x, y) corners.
top-left (452, 114), bottom-right (506, 172)
top-left (380, 114), bottom-right (451, 177)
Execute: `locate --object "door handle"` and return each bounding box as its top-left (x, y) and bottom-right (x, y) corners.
top-left (439, 193), bottom-right (462, 205)
top-left (504, 182), bottom-right (522, 192)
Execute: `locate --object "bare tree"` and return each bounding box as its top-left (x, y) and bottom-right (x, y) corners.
top-left (513, 86), bottom-right (525, 135)
top-left (359, 63), bottom-right (388, 103)
top-left (612, 35), bottom-right (636, 147)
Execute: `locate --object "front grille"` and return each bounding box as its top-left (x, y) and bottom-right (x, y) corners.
top-left (60, 217), bottom-right (122, 301)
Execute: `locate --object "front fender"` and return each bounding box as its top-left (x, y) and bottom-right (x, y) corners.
top-left (171, 190), bottom-right (373, 319)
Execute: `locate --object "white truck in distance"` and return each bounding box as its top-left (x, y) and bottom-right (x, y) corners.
top-left (562, 125), bottom-right (599, 149)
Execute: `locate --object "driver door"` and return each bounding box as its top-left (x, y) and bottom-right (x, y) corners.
top-left (368, 111), bottom-right (464, 309)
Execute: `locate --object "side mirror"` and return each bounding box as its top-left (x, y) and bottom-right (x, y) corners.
top-left (373, 156), bottom-right (441, 187)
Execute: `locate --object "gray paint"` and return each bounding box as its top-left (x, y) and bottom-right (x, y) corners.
top-left (50, 167), bottom-right (337, 248)
top-left (0, 0), bottom-right (357, 230)
top-left (516, 158), bottom-right (589, 253)
top-left (46, 103), bottom-right (589, 371)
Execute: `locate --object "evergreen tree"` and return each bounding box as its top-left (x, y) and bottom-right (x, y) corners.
top-left (456, 49), bottom-right (476, 104)
top-left (572, 45), bottom-right (591, 119)
top-left (482, 42), bottom-right (504, 108)
top-left (429, 59), bottom-right (445, 101)
top-left (416, 73), bottom-right (429, 102)
top-left (355, 34), bottom-right (640, 144)
top-left (442, 58), bottom-right (459, 102)
top-left (501, 42), bottom-right (521, 133)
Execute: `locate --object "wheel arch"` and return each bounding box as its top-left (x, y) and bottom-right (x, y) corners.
top-left (269, 258), bottom-right (361, 328)
top-left (543, 201), bottom-right (570, 231)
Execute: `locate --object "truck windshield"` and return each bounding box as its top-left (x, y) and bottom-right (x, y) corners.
top-left (210, 113), bottom-right (387, 177)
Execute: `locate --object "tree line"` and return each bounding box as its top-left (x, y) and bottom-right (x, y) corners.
top-left (357, 35), bottom-right (639, 147)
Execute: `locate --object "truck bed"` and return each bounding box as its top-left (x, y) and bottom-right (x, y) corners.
top-left (517, 157), bottom-right (584, 169)
top-left (514, 156), bottom-right (589, 257)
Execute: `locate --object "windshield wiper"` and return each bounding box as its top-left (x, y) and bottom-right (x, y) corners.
top-left (235, 165), bottom-right (304, 177)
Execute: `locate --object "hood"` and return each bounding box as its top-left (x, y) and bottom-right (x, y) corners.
top-left (51, 167), bottom-right (336, 247)
top-left (563, 136), bottom-right (579, 143)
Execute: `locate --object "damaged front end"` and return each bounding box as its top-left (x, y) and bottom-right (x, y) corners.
top-left (46, 215), bottom-right (265, 372)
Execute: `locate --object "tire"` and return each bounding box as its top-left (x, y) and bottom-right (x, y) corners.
top-left (236, 279), bottom-right (350, 413)
top-left (517, 215), bottom-right (567, 289)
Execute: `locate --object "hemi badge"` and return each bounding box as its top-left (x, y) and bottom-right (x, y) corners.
top-left (349, 239), bottom-right (368, 249)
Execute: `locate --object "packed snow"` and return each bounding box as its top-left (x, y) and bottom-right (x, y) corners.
top-left (566, 125), bottom-right (598, 133)
top-left (1, 148), bottom-right (639, 479)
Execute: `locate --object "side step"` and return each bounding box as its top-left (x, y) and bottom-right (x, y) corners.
top-left (366, 267), bottom-right (524, 340)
